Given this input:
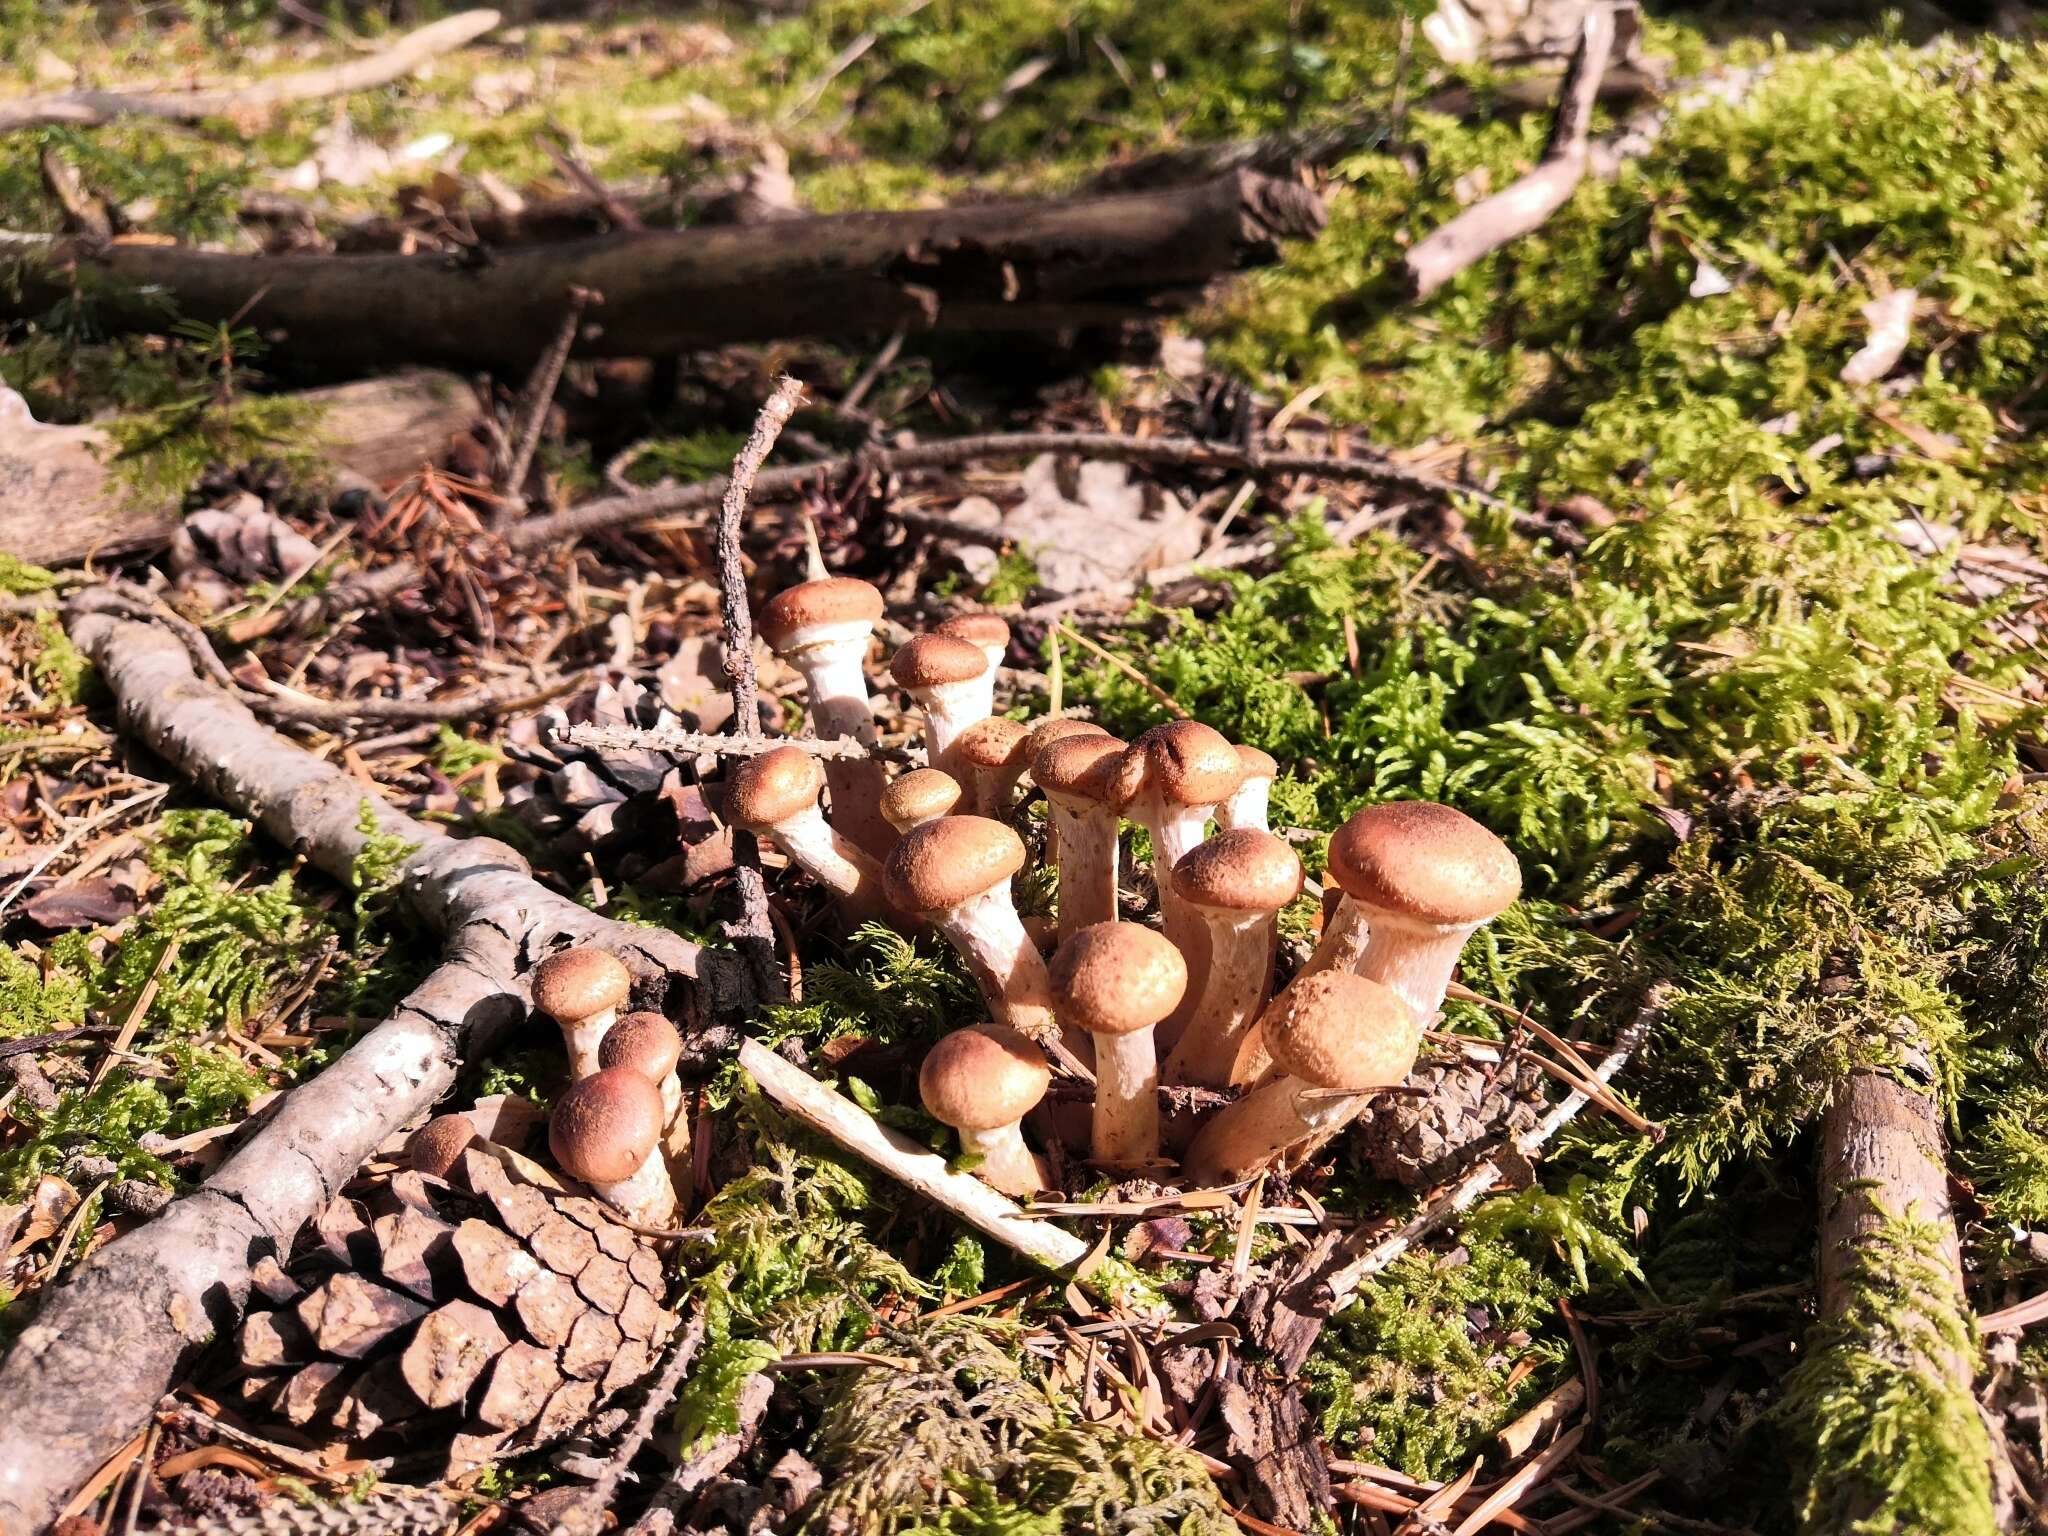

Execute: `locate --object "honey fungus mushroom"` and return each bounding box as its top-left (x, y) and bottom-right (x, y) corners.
top-left (532, 947), bottom-right (632, 1081)
top-left (1162, 829), bottom-right (1303, 1089)
top-left (599, 1011), bottom-right (684, 1128)
top-left (919, 1024), bottom-right (1052, 1197)
top-left (549, 1067), bottom-right (677, 1227)
top-left (880, 768), bottom-right (964, 833)
top-left (1033, 732), bottom-right (1126, 943)
top-left (1049, 923), bottom-right (1186, 1167)
top-left (948, 716), bottom-right (1033, 817)
top-left (726, 743), bottom-right (888, 922)
top-left (889, 633), bottom-right (995, 762)
top-left (934, 612), bottom-right (1011, 674)
top-left (759, 577), bottom-right (893, 859)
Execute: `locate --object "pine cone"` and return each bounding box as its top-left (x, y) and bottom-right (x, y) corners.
top-left (216, 1147), bottom-right (675, 1482)
top-left (1355, 1054), bottom-right (1546, 1189)
top-left (501, 678), bottom-right (702, 867)
top-left (174, 1488), bottom-right (457, 1536)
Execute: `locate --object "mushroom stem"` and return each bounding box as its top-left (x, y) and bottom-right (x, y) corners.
top-left (1165, 912), bottom-right (1279, 1088)
top-left (1091, 1028), bottom-right (1160, 1166)
top-left (1300, 896), bottom-right (1371, 979)
top-left (1047, 800), bottom-right (1119, 939)
top-left (794, 649), bottom-right (893, 859)
top-left (1356, 914), bottom-right (1475, 1024)
top-left (766, 804), bottom-right (889, 918)
top-left (937, 884), bottom-right (1057, 1033)
top-left (591, 1145), bottom-right (678, 1227)
top-left (962, 1121), bottom-right (1051, 1198)
top-left (1183, 1077), bottom-right (1354, 1186)
top-left (1217, 777), bottom-right (1271, 834)
top-left (915, 672), bottom-right (995, 761)
top-left (561, 1007), bottom-right (618, 1081)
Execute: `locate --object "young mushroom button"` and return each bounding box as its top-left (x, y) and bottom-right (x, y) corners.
top-left (889, 633), bottom-right (996, 763)
top-left (1183, 972), bottom-right (1420, 1185)
top-left (549, 1067), bottom-right (677, 1227)
top-left (1216, 746), bottom-right (1279, 834)
top-left (934, 612), bottom-right (1011, 675)
top-left (599, 1011), bottom-right (685, 1129)
top-left (759, 577), bottom-right (893, 860)
top-left (948, 716), bottom-right (1033, 817)
top-left (532, 947), bottom-right (632, 1081)
top-left (1049, 923), bottom-right (1186, 1167)
top-left (1162, 829), bottom-right (1304, 1089)
top-left (727, 743), bottom-right (889, 922)
top-left (406, 1114), bottom-right (478, 1182)
top-left (1322, 801), bottom-right (1521, 1022)
top-left (919, 1024), bottom-right (1052, 1198)
top-left (880, 768), bottom-right (964, 834)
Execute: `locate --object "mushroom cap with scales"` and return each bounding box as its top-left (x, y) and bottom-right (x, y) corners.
top-left (531, 948), bottom-right (631, 1024)
top-left (599, 1012), bottom-right (683, 1083)
top-left (919, 1025), bottom-right (1051, 1131)
top-left (406, 1115), bottom-right (478, 1180)
top-left (1171, 829), bottom-right (1304, 914)
top-left (549, 1068), bottom-right (666, 1185)
top-left (1263, 972), bottom-right (1421, 1092)
top-left (759, 577), bottom-right (884, 651)
top-left (883, 816), bottom-right (1027, 913)
top-left (889, 633), bottom-right (989, 690)
top-left (1049, 923), bottom-right (1187, 1037)
top-left (951, 717), bottom-right (1031, 774)
top-left (1233, 745), bottom-right (1279, 784)
top-left (881, 768), bottom-right (963, 831)
top-left (1032, 733), bottom-right (1125, 803)
top-left (1326, 801), bottom-right (1520, 927)
top-left (935, 612), bottom-right (1012, 656)
top-left (725, 745), bottom-right (828, 829)
top-left (1026, 717), bottom-right (1110, 757)
top-left (1110, 721), bottom-right (1245, 813)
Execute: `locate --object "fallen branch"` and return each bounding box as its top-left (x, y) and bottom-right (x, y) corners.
top-left (0, 595), bottom-right (752, 1534)
top-left (285, 429), bottom-right (1524, 634)
top-left (565, 721), bottom-right (925, 767)
top-left (1404, 2), bottom-right (1617, 298)
top-left (739, 1039), bottom-right (1091, 1274)
top-left (0, 10), bottom-right (501, 134)
top-left (1, 171), bottom-right (1323, 370)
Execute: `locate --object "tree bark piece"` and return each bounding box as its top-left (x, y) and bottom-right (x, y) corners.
top-left (0, 11), bottom-right (501, 133)
top-left (1, 171), bottom-right (1324, 370)
top-left (1403, 2), bottom-right (1616, 298)
top-left (0, 599), bottom-right (749, 1536)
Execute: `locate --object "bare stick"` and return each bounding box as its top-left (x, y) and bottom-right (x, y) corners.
top-left (717, 379), bottom-right (805, 1008)
top-left (1403, 2), bottom-right (1616, 298)
top-left (739, 1040), bottom-right (1091, 1273)
top-left (0, 11), bottom-right (501, 134)
top-left (565, 721), bottom-right (923, 766)
top-left (499, 286), bottom-right (599, 516)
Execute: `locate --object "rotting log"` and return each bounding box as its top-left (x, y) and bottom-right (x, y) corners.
top-left (0, 597), bottom-right (753, 1535)
top-left (0, 171), bottom-right (1325, 371)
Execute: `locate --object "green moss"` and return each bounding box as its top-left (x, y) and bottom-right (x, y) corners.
top-left (104, 396), bottom-right (326, 507)
top-left (0, 555), bottom-right (60, 595)
top-left (26, 611), bottom-right (91, 705)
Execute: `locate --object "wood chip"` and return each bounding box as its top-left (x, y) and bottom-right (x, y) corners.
top-left (454, 1217), bottom-right (543, 1307)
top-left (374, 1207), bottom-right (457, 1302)
top-left (238, 1307), bottom-right (312, 1370)
top-left (277, 1360), bottom-right (350, 1427)
top-left (513, 1270), bottom-right (579, 1349)
top-left (574, 1254), bottom-right (631, 1314)
top-left (474, 1342), bottom-right (563, 1431)
top-left (296, 1272), bottom-right (430, 1359)
top-left (560, 1310), bottom-right (622, 1381)
top-left (528, 1217), bottom-right (598, 1280)
top-left (401, 1299), bottom-right (512, 1411)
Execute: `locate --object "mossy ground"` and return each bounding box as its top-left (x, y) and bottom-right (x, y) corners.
top-left (6, 4), bottom-right (2048, 1533)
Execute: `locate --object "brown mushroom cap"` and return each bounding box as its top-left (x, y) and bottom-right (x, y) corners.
top-left (889, 633), bottom-right (989, 690)
top-left (951, 716), bottom-right (1031, 770)
top-left (532, 947), bottom-right (631, 1024)
top-left (881, 768), bottom-right (964, 831)
top-left (884, 815), bottom-right (1027, 912)
top-left (725, 744), bottom-right (827, 830)
top-left (1234, 744), bottom-right (1279, 782)
top-left (935, 613), bottom-right (1011, 655)
top-left (1026, 717), bottom-right (1110, 758)
top-left (406, 1114), bottom-right (478, 1180)
top-left (1110, 721), bottom-right (1245, 813)
top-left (1171, 829), bottom-right (1304, 914)
top-left (919, 1025), bottom-right (1050, 1130)
top-left (599, 1011), bottom-right (683, 1082)
top-left (549, 1067), bottom-right (665, 1185)
top-left (1032, 733), bottom-right (1126, 803)
top-left (759, 577), bottom-right (884, 651)
top-left (1262, 972), bottom-right (1421, 1091)
top-left (1049, 923), bottom-right (1188, 1036)
top-left (1325, 802), bottom-right (1521, 927)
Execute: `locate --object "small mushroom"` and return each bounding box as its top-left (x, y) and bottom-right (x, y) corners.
top-left (406, 1115), bottom-right (478, 1181)
top-left (935, 612), bottom-right (1011, 674)
top-left (1049, 923), bottom-right (1186, 1167)
top-left (948, 716), bottom-right (1033, 817)
top-left (726, 744), bottom-right (888, 921)
top-left (1032, 732), bottom-right (1126, 943)
top-left (532, 948), bottom-right (632, 1081)
top-left (1162, 829), bottom-right (1303, 1089)
top-left (760, 577), bottom-right (892, 859)
top-left (884, 816), bottom-right (1082, 1064)
top-left (889, 633), bottom-right (995, 763)
top-left (549, 1067), bottom-right (677, 1227)
top-left (1314, 802), bottom-right (1521, 1022)
top-left (1216, 746), bottom-right (1278, 834)
top-left (1021, 717), bottom-right (1111, 860)
top-left (598, 1012), bottom-right (683, 1129)
top-left (919, 1025), bottom-right (1052, 1197)
top-left (1182, 972), bottom-right (1419, 1185)
top-left (880, 768), bottom-right (963, 833)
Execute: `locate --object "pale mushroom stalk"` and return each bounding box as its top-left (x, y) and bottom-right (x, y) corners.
top-left (1215, 746), bottom-right (1277, 834)
top-left (1093, 1030), bottom-right (1161, 1164)
top-left (532, 948), bottom-right (632, 1081)
top-left (728, 744), bottom-right (889, 923)
top-left (1183, 1075), bottom-right (1360, 1184)
top-left (1033, 733), bottom-right (1125, 944)
top-left (766, 801), bottom-right (887, 908)
top-left (1162, 830), bottom-right (1303, 1089)
top-left (958, 1118), bottom-right (1046, 1197)
top-left (1357, 913), bottom-right (1486, 1025)
top-left (1298, 896), bottom-right (1371, 979)
top-left (589, 1146), bottom-right (678, 1227)
top-left (1050, 923), bottom-right (1185, 1168)
top-left (938, 884), bottom-right (1058, 1036)
top-left (761, 578), bottom-right (893, 860)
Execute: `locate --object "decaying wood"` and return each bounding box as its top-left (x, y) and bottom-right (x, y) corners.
top-left (0, 171), bottom-right (1323, 370)
top-left (1404, 1), bottom-right (1617, 297)
top-left (739, 1039), bottom-right (1092, 1273)
top-left (1219, 1374), bottom-right (1334, 1530)
top-left (0, 599), bottom-right (751, 1535)
top-left (0, 370), bottom-right (483, 568)
top-left (0, 10), bottom-right (501, 133)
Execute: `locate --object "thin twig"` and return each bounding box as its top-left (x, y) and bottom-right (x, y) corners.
top-left (564, 721), bottom-right (923, 765)
top-left (841, 327), bottom-right (905, 414)
top-left (500, 286), bottom-right (599, 516)
top-left (716, 378), bottom-right (805, 1009)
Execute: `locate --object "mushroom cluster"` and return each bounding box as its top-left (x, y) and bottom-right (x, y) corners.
top-left (528, 577), bottom-right (1523, 1224)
